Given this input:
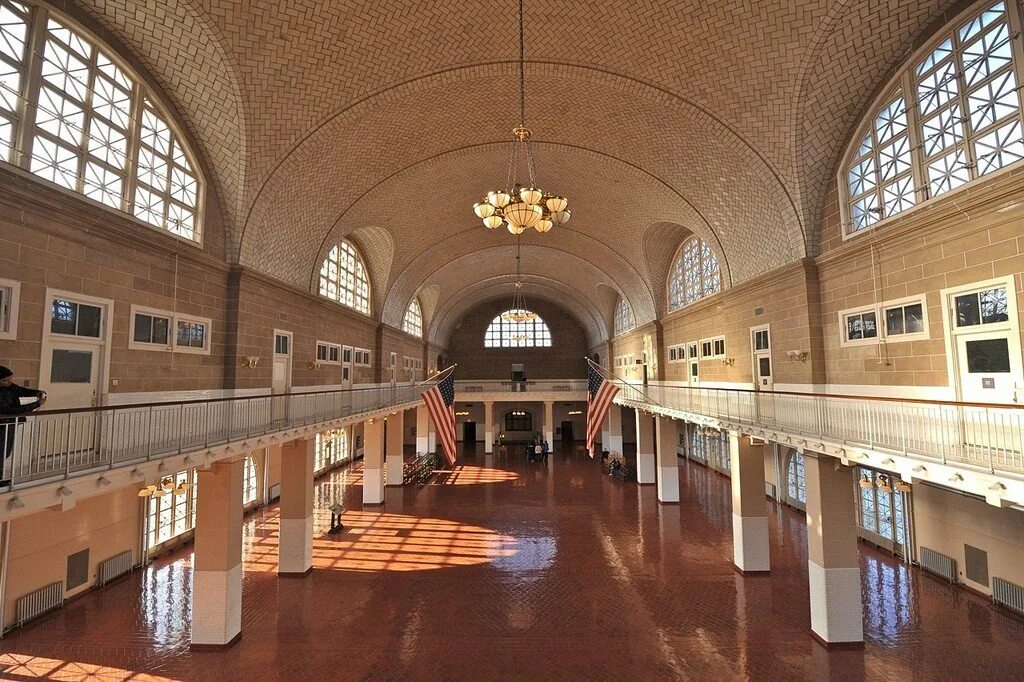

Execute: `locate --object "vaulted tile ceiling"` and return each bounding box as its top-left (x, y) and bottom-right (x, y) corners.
top-left (72, 0), bottom-right (958, 344)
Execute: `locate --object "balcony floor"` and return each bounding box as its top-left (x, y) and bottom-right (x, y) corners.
top-left (1, 443), bottom-right (1023, 680)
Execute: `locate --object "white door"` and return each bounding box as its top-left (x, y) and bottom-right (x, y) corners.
top-left (688, 343), bottom-right (700, 386)
top-left (272, 331), bottom-right (292, 394)
top-left (341, 346), bottom-right (353, 389)
top-left (751, 325), bottom-right (773, 391)
top-left (39, 294), bottom-right (110, 461)
top-left (945, 281), bottom-right (1023, 453)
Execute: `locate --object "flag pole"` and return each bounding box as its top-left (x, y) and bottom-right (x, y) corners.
top-left (385, 363), bottom-right (458, 409)
top-left (585, 356), bottom-right (663, 407)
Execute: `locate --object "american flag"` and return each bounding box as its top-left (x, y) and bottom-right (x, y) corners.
top-left (423, 367), bottom-right (457, 467)
top-left (586, 361), bottom-right (619, 458)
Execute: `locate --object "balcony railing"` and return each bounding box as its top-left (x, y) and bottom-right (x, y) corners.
top-left (616, 382), bottom-right (1024, 475)
top-left (454, 379), bottom-right (587, 393)
top-left (1, 383), bottom-right (432, 490)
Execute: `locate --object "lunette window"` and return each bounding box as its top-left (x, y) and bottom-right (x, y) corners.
top-left (318, 240), bottom-right (370, 315)
top-left (668, 237), bottom-right (721, 310)
top-left (403, 298), bottom-right (423, 338)
top-left (484, 310), bottom-right (552, 348)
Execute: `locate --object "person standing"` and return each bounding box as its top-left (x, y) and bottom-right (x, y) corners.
top-left (0, 366), bottom-right (46, 486)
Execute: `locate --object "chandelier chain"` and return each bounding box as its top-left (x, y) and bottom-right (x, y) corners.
top-left (518, 0), bottom-right (526, 127)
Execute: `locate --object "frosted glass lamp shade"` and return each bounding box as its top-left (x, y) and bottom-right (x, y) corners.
top-left (519, 187), bottom-right (543, 205)
top-left (483, 214), bottom-right (504, 229)
top-left (474, 201), bottom-right (496, 218)
top-left (534, 218), bottom-right (553, 233)
top-left (507, 222), bottom-right (527, 235)
top-left (550, 208), bottom-right (571, 224)
top-left (504, 202), bottom-right (542, 229)
top-left (487, 190), bottom-right (512, 208)
top-left (545, 196), bottom-right (568, 212)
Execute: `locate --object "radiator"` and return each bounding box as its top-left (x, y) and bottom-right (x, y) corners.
top-left (16, 581), bottom-right (63, 627)
top-left (993, 577), bottom-right (1024, 615)
top-left (920, 547), bottom-right (958, 583)
top-left (99, 550), bottom-right (133, 586)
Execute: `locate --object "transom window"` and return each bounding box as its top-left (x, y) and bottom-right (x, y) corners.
top-left (668, 237), bottom-right (721, 311)
top-left (613, 297), bottom-right (634, 336)
top-left (840, 296), bottom-right (929, 347)
top-left (319, 240), bottom-right (370, 315)
top-left (0, 1), bottom-right (203, 241)
top-left (484, 310), bottom-right (552, 348)
top-left (403, 298), bottom-right (423, 338)
top-left (843, 0), bottom-right (1024, 235)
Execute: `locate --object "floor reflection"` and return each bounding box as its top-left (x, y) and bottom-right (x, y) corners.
top-left (433, 465), bottom-right (519, 485)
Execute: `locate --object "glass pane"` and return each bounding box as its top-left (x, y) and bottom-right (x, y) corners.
top-left (956, 293), bottom-right (981, 327)
top-left (177, 321), bottom-right (190, 346)
top-left (77, 304), bottom-right (101, 337)
top-left (152, 317), bottom-right (169, 344)
top-left (980, 287), bottom-right (1008, 323)
top-left (903, 303), bottom-right (924, 334)
top-left (885, 307), bottom-right (905, 335)
top-left (133, 314), bottom-right (152, 342)
top-left (758, 357), bottom-right (771, 377)
top-left (50, 299), bottom-right (77, 335)
top-left (965, 338), bottom-right (1011, 373)
top-left (50, 348), bottom-right (92, 383)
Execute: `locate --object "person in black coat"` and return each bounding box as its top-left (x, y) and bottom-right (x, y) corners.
top-left (0, 366), bottom-right (46, 485)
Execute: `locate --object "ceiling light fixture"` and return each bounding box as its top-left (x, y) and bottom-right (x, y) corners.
top-left (501, 239), bottom-right (537, 322)
top-left (473, 0), bottom-right (569, 234)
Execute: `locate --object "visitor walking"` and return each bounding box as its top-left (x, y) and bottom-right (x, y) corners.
top-left (0, 366), bottom-right (46, 486)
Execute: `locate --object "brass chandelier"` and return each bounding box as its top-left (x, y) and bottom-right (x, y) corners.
top-left (472, 0), bottom-right (570, 234)
top-left (502, 238), bottom-right (537, 322)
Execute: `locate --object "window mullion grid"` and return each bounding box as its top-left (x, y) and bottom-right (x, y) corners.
top-left (122, 79), bottom-right (143, 214)
top-left (0, 0), bottom-right (29, 163)
top-left (74, 40), bottom-right (99, 196)
top-left (904, 72), bottom-right (930, 204)
top-left (15, 3), bottom-right (46, 170)
top-left (954, 27), bottom-right (980, 181)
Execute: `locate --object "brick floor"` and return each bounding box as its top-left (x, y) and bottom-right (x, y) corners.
top-left (1, 445), bottom-right (1023, 680)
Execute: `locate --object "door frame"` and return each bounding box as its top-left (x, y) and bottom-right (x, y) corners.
top-left (687, 342), bottom-right (700, 386)
top-left (750, 323), bottom-right (773, 391)
top-left (40, 288), bottom-right (114, 407)
top-left (940, 275), bottom-right (1023, 403)
top-left (272, 328), bottom-right (293, 394)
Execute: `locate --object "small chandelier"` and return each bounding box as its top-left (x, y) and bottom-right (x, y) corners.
top-left (472, 0), bottom-right (570, 234)
top-left (501, 240), bottom-right (537, 322)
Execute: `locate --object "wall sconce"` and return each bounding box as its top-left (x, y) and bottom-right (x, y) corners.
top-left (307, 361), bottom-right (320, 371)
top-left (241, 356), bottom-right (260, 368)
top-left (721, 357), bottom-right (736, 367)
top-left (568, 410), bottom-right (582, 416)
top-left (8, 496), bottom-right (24, 510)
top-left (786, 350), bottom-right (809, 363)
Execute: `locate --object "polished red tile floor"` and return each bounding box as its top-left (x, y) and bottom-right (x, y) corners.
top-left (2, 445), bottom-right (1024, 680)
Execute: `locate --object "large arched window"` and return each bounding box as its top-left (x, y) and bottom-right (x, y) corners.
top-left (668, 237), bottom-right (721, 311)
top-left (403, 298), bottom-right (422, 338)
top-left (484, 310), bottom-right (552, 348)
top-left (842, 0), bottom-right (1024, 235)
top-left (613, 297), bottom-right (634, 336)
top-left (0, 0), bottom-right (203, 241)
top-left (319, 240), bottom-right (370, 314)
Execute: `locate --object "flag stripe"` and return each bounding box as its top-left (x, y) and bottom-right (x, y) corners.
top-left (422, 368), bottom-right (458, 467)
top-left (586, 363), bottom-right (619, 458)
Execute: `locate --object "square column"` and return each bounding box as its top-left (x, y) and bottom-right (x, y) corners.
top-left (729, 432), bottom-right (770, 574)
top-left (605, 404), bottom-right (623, 453)
top-left (279, 437), bottom-right (314, 576)
top-left (192, 458), bottom-right (244, 648)
top-left (484, 401), bottom-right (494, 454)
top-left (386, 412), bottom-right (404, 486)
top-left (363, 418), bottom-right (385, 505)
top-left (427, 412), bottom-right (437, 454)
top-left (416, 405), bottom-right (429, 453)
top-left (655, 416), bottom-right (680, 503)
top-left (635, 411), bottom-right (656, 484)
top-left (804, 453), bottom-right (864, 647)
top-left (543, 400), bottom-right (554, 445)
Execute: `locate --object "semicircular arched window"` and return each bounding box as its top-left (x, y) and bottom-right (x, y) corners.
top-left (667, 236), bottom-right (721, 311)
top-left (842, 0), bottom-right (1024, 235)
top-left (613, 297), bottom-right (634, 336)
top-left (0, 0), bottom-right (204, 241)
top-left (403, 298), bottom-right (423, 338)
top-left (484, 310), bottom-right (552, 348)
top-left (318, 240), bottom-right (370, 314)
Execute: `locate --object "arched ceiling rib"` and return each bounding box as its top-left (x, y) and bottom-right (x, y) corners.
top-left (71, 0), bottom-right (964, 314)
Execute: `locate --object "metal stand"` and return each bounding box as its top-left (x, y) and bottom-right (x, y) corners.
top-left (328, 503), bottom-right (345, 534)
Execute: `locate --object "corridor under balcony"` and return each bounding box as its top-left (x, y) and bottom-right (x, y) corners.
top-left (1, 445), bottom-right (1022, 680)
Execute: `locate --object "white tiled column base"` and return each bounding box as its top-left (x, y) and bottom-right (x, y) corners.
top-left (636, 452), bottom-right (656, 484)
top-left (192, 564), bottom-right (242, 646)
top-left (278, 516), bottom-right (313, 574)
top-left (608, 435), bottom-right (624, 454)
top-left (416, 435), bottom-right (428, 453)
top-left (484, 429), bottom-right (493, 453)
top-left (428, 433), bottom-right (436, 453)
top-left (657, 466), bottom-right (679, 502)
top-left (386, 454), bottom-right (404, 486)
top-left (363, 467), bottom-right (384, 504)
top-left (732, 514), bottom-right (770, 572)
top-left (808, 561), bottom-right (864, 644)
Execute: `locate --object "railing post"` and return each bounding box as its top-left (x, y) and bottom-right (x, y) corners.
top-left (146, 406), bottom-right (154, 460)
top-left (177, 402), bottom-right (185, 454)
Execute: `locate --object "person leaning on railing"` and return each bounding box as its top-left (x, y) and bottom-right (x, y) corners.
top-left (0, 366), bottom-right (46, 486)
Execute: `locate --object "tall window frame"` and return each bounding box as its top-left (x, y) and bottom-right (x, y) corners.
top-left (242, 455), bottom-right (258, 506)
top-left (403, 297), bottom-right (423, 338)
top-left (841, 0), bottom-right (1024, 236)
top-left (0, 0), bottom-right (204, 242)
top-left (146, 467), bottom-right (198, 551)
top-left (318, 240), bottom-right (370, 315)
top-left (315, 428), bottom-right (348, 474)
top-left (613, 297), bottom-right (634, 336)
top-left (667, 237), bottom-right (721, 311)
top-left (484, 310), bottom-right (552, 348)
